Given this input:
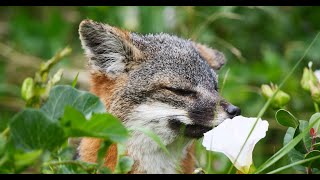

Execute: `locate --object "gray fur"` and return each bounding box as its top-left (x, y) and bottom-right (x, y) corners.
top-left (79, 20), bottom-right (239, 174)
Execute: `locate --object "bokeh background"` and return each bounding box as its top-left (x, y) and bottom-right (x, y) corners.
top-left (1, 6), bottom-right (320, 173)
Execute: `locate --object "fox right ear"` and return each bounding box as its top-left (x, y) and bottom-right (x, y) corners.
top-left (193, 43), bottom-right (226, 70)
top-left (79, 19), bottom-right (143, 78)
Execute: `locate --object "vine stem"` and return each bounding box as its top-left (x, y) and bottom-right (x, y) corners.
top-left (0, 127), bottom-right (9, 137)
top-left (227, 31), bottom-right (320, 174)
top-left (42, 161), bottom-right (94, 174)
top-left (314, 102), bottom-right (319, 113)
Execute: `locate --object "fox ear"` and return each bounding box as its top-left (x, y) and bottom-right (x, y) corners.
top-left (79, 19), bottom-right (143, 78)
top-left (193, 43), bottom-right (226, 70)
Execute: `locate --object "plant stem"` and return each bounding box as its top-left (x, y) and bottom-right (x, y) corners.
top-left (205, 151), bottom-right (212, 173)
top-left (266, 154), bottom-right (320, 174)
top-left (42, 160), bottom-right (94, 174)
top-left (228, 31), bottom-right (320, 174)
top-left (220, 68), bottom-right (230, 95)
top-left (314, 102), bottom-right (319, 113)
top-left (307, 167), bottom-right (312, 174)
top-left (39, 47), bottom-right (72, 77)
top-left (0, 127), bottom-right (9, 137)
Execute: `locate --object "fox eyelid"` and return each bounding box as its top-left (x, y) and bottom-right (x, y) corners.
top-left (164, 87), bottom-right (197, 97)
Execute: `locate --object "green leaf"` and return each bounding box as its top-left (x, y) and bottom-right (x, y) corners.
top-left (314, 142), bottom-right (320, 151)
top-left (62, 106), bottom-right (128, 143)
top-left (61, 105), bottom-right (87, 127)
top-left (9, 109), bottom-right (66, 151)
top-left (0, 153), bottom-right (8, 167)
top-left (0, 134), bottom-right (5, 155)
top-left (304, 150), bottom-right (320, 168)
top-left (72, 72), bottom-right (79, 88)
top-left (88, 114), bottom-right (128, 143)
top-left (275, 109), bottom-right (299, 128)
top-left (283, 127), bottom-right (307, 172)
top-left (98, 166), bottom-right (112, 174)
top-left (310, 113), bottom-right (320, 133)
top-left (14, 149), bottom-right (42, 168)
top-left (290, 120), bottom-right (311, 154)
top-left (97, 140), bottom-right (112, 169)
top-left (299, 120), bottom-right (312, 151)
top-left (254, 115), bottom-right (320, 174)
top-left (267, 154), bottom-right (320, 174)
top-left (279, 120), bottom-right (317, 172)
top-left (41, 85), bottom-right (106, 121)
top-left (114, 156), bottom-right (134, 174)
top-left (21, 77), bottom-right (34, 101)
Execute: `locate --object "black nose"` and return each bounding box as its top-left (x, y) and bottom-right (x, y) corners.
top-left (226, 104), bottom-right (241, 117)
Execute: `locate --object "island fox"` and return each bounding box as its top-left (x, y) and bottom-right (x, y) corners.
top-left (78, 19), bottom-right (241, 174)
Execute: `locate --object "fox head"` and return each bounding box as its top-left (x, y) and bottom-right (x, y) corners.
top-left (79, 19), bottom-right (241, 173)
top-left (79, 19), bottom-right (240, 142)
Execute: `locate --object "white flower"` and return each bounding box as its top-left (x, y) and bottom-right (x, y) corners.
top-left (202, 116), bottom-right (269, 174)
top-left (314, 69), bottom-right (320, 83)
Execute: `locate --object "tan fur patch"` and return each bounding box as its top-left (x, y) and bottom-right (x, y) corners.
top-left (181, 142), bottom-right (195, 174)
top-left (194, 43), bottom-right (225, 70)
top-left (79, 72), bottom-right (128, 172)
top-left (111, 26), bottom-right (144, 62)
top-left (79, 138), bottom-right (118, 171)
top-left (89, 72), bottom-right (116, 109)
top-left (128, 160), bottom-right (143, 174)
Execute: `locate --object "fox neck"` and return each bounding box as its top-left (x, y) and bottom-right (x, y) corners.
top-left (126, 132), bottom-right (193, 174)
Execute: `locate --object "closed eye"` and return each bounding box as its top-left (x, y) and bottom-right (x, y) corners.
top-left (164, 87), bottom-right (197, 97)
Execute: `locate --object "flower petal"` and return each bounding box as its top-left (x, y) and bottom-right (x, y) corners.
top-left (202, 116), bottom-right (269, 174)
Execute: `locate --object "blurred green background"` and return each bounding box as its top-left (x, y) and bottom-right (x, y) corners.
top-left (1, 6), bottom-right (320, 173)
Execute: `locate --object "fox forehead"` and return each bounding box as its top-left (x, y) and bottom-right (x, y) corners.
top-left (130, 33), bottom-right (218, 91)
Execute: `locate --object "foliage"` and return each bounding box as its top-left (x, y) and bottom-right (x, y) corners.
top-left (1, 6), bottom-right (320, 174)
top-left (0, 48), bottom-right (131, 174)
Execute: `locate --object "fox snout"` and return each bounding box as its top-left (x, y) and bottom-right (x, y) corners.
top-left (169, 98), bottom-right (241, 139)
top-left (220, 101), bottom-right (241, 118)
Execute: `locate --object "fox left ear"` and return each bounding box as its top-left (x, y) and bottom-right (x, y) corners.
top-left (193, 43), bottom-right (226, 70)
top-left (79, 19), bottom-right (143, 78)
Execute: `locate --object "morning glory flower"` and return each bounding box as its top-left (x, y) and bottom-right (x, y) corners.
top-left (202, 116), bottom-right (269, 174)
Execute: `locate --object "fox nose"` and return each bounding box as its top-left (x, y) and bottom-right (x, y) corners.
top-left (226, 104), bottom-right (241, 117)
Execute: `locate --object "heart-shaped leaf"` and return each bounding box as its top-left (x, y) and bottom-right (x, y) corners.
top-left (62, 106), bottom-right (128, 143)
top-left (9, 109), bottom-right (66, 151)
top-left (114, 156), bottom-right (134, 174)
top-left (14, 150), bottom-right (43, 168)
top-left (283, 127), bottom-right (306, 172)
top-left (275, 109), bottom-right (299, 128)
top-left (41, 85), bottom-right (106, 121)
top-left (313, 142), bottom-right (320, 151)
top-left (303, 150), bottom-right (320, 168)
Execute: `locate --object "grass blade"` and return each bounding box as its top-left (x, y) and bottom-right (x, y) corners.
top-left (267, 155), bottom-right (320, 174)
top-left (130, 127), bottom-right (171, 157)
top-left (72, 72), bottom-right (79, 88)
top-left (227, 31), bottom-right (320, 174)
top-left (254, 116), bottom-right (320, 173)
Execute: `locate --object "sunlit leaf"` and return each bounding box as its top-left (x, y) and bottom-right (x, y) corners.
top-left (303, 150), bottom-right (320, 168)
top-left (41, 85), bottom-right (106, 120)
top-left (10, 109), bottom-right (66, 151)
top-left (275, 109), bottom-right (299, 128)
top-left (62, 106), bottom-right (128, 143)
